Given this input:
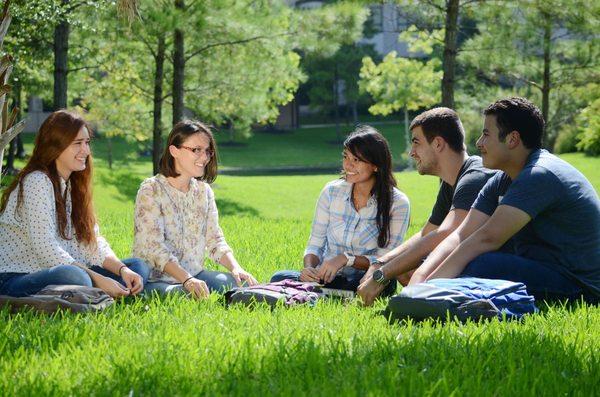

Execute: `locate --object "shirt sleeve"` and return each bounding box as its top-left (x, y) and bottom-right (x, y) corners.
top-left (500, 166), bottom-right (563, 218)
top-left (372, 191), bottom-right (411, 263)
top-left (452, 170), bottom-right (495, 211)
top-left (428, 180), bottom-right (452, 226)
top-left (95, 225), bottom-right (116, 268)
top-left (133, 181), bottom-right (180, 271)
top-left (472, 173), bottom-right (505, 216)
top-left (20, 173), bottom-right (77, 268)
top-left (304, 183), bottom-right (332, 261)
top-left (204, 185), bottom-right (233, 263)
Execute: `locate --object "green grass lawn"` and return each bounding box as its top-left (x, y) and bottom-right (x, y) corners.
top-left (1, 132), bottom-right (600, 396)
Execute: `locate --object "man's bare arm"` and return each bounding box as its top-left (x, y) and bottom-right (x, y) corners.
top-left (379, 209), bottom-right (469, 278)
top-left (426, 205), bottom-right (530, 280)
top-left (409, 209), bottom-right (492, 285)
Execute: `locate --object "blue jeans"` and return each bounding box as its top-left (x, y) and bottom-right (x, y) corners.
top-left (271, 266), bottom-right (398, 297)
top-left (0, 258), bottom-right (150, 297)
top-left (144, 269), bottom-right (237, 296)
top-left (460, 252), bottom-right (598, 303)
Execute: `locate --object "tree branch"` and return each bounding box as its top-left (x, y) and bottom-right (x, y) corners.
top-left (420, 0), bottom-right (444, 11)
top-left (67, 64), bottom-right (101, 73)
top-left (184, 32), bottom-right (293, 63)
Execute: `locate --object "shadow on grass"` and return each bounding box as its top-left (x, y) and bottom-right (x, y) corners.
top-left (98, 170), bottom-right (145, 202)
top-left (81, 324), bottom-right (598, 396)
top-left (216, 198), bottom-right (261, 217)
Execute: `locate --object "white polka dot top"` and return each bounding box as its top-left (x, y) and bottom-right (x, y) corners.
top-left (0, 171), bottom-right (115, 273)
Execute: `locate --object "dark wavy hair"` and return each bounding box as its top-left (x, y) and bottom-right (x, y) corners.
top-left (344, 125), bottom-right (397, 248)
top-left (0, 110), bottom-right (97, 245)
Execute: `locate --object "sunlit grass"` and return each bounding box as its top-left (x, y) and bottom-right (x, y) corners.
top-left (1, 132), bottom-right (599, 396)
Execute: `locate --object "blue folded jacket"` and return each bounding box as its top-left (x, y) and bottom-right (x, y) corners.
top-left (383, 277), bottom-right (538, 322)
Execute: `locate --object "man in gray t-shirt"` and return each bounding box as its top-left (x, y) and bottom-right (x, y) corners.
top-left (358, 108), bottom-right (496, 306)
top-left (412, 97), bottom-right (600, 303)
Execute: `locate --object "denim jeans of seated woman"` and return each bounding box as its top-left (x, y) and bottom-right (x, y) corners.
top-left (0, 258), bottom-right (150, 297)
top-left (144, 269), bottom-right (237, 296)
top-left (460, 252), bottom-right (599, 304)
top-left (271, 266), bottom-right (398, 297)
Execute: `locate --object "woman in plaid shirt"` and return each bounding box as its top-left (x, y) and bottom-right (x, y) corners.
top-left (271, 125), bottom-right (410, 294)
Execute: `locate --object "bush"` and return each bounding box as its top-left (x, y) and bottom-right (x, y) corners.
top-left (554, 126), bottom-right (580, 154)
top-left (459, 108), bottom-right (483, 155)
top-left (576, 99), bottom-right (600, 156)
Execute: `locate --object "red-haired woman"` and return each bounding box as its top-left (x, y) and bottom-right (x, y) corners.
top-left (0, 110), bottom-right (149, 297)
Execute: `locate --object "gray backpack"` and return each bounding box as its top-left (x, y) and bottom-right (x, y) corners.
top-left (0, 285), bottom-right (114, 314)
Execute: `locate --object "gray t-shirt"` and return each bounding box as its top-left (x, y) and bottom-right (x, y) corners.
top-left (428, 156), bottom-right (497, 226)
top-left (473, 149), bottom-right (600, 296)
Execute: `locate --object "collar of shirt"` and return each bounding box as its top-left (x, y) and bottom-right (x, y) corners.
top-left (59, 177), bottom-right (68, 195)
top-left (156, 174), bottom-right (199, 197)
top-left (342, 184), bottom-right (377, 209)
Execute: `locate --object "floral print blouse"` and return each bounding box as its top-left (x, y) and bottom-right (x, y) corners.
top-left (133, 174), bottom-right (232, 283)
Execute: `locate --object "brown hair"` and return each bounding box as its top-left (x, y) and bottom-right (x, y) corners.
top-left (159, 120), bottom-right (218, 183)
top-left (409, 107), bottom-right (466, 153)
top-left (0, 110), bottom-right (97, 245)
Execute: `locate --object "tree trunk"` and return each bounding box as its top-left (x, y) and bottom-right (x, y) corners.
top-left (107, 135), bottom-right (113, 170)
top-left (153, 34), bottom-right (166, 175)
top-left (333, 62), bottom-right (340, 142)
top-left (404, 107), bottom-right (412, 169)
top-left (5, 81), bottom-right (22, 172)
top-left (441, 0), bottom-right (459, 109)
top-left (172, 0), bottom-right (185, 125)
top-left (542, 21), bottom-right (552, 150)
top-left (53, 0), bottom-right (70, 110)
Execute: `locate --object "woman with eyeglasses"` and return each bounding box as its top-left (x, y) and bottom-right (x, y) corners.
top-left (133, 120), bottom-right (257, 299)
top-left (270, 125), bottom-right (410, 296)
top-left (0, 110), bottom-right (149, 297)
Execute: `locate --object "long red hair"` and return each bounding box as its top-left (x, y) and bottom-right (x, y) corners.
top-left (0, 110), bottom-right (96, 245)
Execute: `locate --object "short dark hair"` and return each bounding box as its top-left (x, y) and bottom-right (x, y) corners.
top-left (159, 120), bottom-right (218, 183)
top-left (483, 97), bottom-right (544, 150)
top-left (409, 107), bottom-right (465, 153)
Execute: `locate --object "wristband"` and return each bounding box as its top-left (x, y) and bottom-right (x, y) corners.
top-left (182, 276), bottom-right (194, 287)
top-left (343, 252), bottom-right (355, 268)
top-left (118, 265), bottom-right (127, 276)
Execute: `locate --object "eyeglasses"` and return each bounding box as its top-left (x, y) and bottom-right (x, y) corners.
top-left (179, 145), bottom-right (214, 158)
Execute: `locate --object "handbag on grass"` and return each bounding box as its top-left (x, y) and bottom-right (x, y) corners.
top-left (383, 277), bottom-right (538, 322)
top-left (0, 285), bottom-right (114, 314)
top-left (225, 280), bottom-right (323, 307)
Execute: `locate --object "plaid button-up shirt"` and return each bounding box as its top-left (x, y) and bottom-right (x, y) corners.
top-left (304, 179), bottom-right (410, 264)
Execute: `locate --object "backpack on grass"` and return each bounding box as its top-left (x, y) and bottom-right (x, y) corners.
top-left (383, 277), bottom-right (538, 322)
top-left (225, 280), bottom-right (323, 308)
top-left (0, 285), bottom-right (114, 314)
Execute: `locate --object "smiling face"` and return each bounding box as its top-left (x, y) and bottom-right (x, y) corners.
top-left (170, 132), bottom-right (212, 179)
top-left (342, 148), bottom-right (377, 185)
top-left (409, 126), bottom-right (439, 176)
top-left (55, 126), bottom-right (91, 180)
top-left (477, 115), bottom-right (511, 170)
